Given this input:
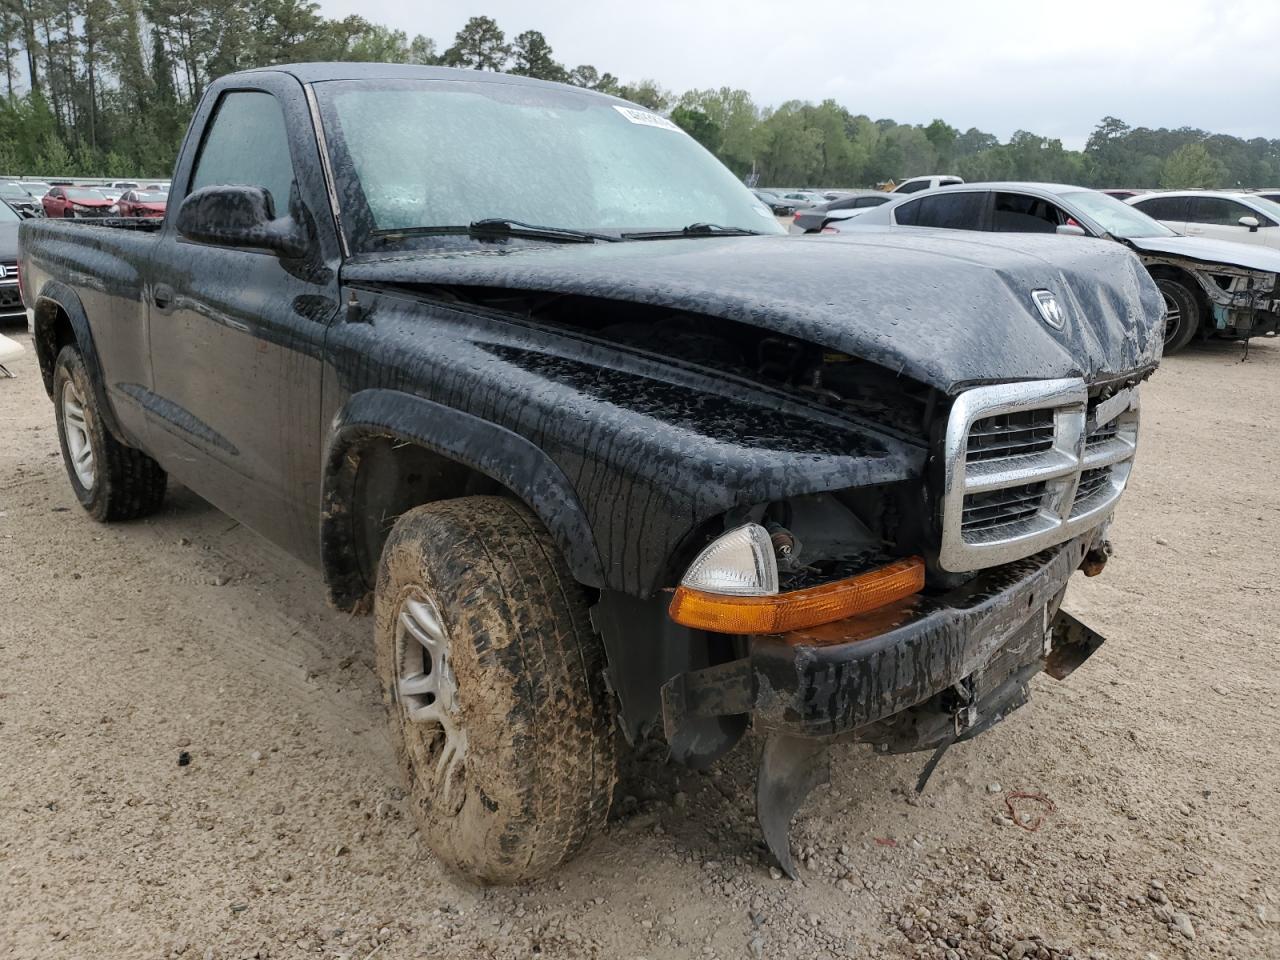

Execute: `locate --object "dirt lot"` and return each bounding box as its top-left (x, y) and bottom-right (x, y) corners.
top-left (2, 328), bottom-right (1278, 960)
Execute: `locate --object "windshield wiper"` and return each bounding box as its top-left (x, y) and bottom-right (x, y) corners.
top-left (622, 222), bottom-right (765, 240)
top-left (372, 219), bottom-right (619, 246)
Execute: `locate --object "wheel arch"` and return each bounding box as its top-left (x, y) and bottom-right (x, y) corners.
top-left (31, 280), bottom-right (130, 440)
top-left (1145, 264), bottom-right (1209, 314)
top-left (321, 388), bottom-right (605, 612)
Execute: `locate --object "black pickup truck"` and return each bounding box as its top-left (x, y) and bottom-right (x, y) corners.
top-left (20, 63), bottom-right (1164, 884)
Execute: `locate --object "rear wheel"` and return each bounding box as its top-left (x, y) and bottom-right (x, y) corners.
top-left (53, 345), bottom-right (166, 521)
top-left (374, 496), bottom-right (616, 884)
top-left (1156, 277), bottom-right (1201, 354)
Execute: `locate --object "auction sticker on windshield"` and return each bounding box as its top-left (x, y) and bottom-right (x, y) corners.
top-left (613, 105), bottom-right (684, 132)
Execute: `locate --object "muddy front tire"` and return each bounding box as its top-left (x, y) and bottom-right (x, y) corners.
top-left (53, 345), bottom-right (167, 521)
top-left (374, 496), bottom-right (616, 884)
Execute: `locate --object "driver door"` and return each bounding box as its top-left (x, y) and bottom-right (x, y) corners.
top-left (144, 76), bottom-right (342, 564)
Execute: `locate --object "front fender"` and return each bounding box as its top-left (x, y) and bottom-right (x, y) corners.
top-left (321, 388), bottom-right (605, 607)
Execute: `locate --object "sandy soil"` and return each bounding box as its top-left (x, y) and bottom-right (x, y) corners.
top-left (1, 327), bottom-right (1278, 960)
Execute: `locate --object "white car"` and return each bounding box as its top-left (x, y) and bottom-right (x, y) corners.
top-left (0, 331), bottom-right (23, 377)
top-left (823, 181), bottom-right (1280, 353)
top-left (1126, 191), bottom-right (1280, 250)
top-left (891, 174), bottom-right (964, 194)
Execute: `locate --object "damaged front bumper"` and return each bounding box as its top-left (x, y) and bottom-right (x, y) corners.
top-left (662, 532), bottom-right (1105, 747)
top-left (660, 533), bottom-right (1108, 876)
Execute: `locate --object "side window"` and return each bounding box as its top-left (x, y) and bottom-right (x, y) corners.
top-left (897, 191), bottom-right (986, 230)
top-left (1186, 197), bottom-right (1257, 226)
top-left (1132, 196), bottom-right (1186, 221)
top-left (894, 180), bottom-right (929, 194)
top-left (992, 192), bottom-right (1063, 233)
top-left (190, 91), bottom-right (296, 217)
top-left (855, 195), bottom-right (890, 208)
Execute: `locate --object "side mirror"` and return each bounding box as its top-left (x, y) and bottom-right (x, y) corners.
top-left (1239, 215), bottom-right (1260, 231)
top-left (1056, 223), bottom-right (1087, 237)
top-left (176, 185), bottom-right (308, 258)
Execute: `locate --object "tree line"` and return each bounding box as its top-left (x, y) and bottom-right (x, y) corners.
top-left (0, 6), bottom-right (1274, 190)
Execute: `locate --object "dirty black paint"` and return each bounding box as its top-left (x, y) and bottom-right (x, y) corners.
top-left (18, 65), bottom-right (1157, 712)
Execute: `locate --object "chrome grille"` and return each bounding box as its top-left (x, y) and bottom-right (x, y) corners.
top-left (961, 481), bottom-right (1047, 535)
top-left (939, 378), bottom-right (1139, 572)
top-left (966, 409), bottom-right (1055, 462)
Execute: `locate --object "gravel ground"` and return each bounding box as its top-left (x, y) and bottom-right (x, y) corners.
top-left (1, 327), bottom-right (1278, 960)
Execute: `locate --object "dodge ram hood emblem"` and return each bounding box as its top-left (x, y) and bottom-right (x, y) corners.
top-left (1032, 289), bottom-right (1065, 329)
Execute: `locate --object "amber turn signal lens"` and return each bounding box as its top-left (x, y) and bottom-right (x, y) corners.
top-left (668, 557), bottom-right (925, 634)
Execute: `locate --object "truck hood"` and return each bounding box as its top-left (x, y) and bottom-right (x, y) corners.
top-left (344, 232), bottom-right (1163, 395)
top-left (1126, 234), bottom-right (1280, 273)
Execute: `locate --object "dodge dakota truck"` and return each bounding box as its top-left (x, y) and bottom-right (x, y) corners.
top-left (19, 63), bottom-right (1165, 884)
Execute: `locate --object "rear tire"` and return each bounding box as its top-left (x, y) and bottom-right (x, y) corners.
top-left (53, 345), bottom-right (166, 521)
top-left (374, 496), bottom-right (616, 884)
top-left (1155, 277), bottom-right (1201, 355)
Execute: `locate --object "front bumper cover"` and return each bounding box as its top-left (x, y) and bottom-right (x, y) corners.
top-left (661, 532), bottom-right (1106, 753)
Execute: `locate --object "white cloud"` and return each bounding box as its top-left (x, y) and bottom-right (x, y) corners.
top-left (316, 0), bottom-right (1280, 148)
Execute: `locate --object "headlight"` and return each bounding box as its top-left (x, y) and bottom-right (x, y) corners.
top-left (679, 523), bottom-right (779, 597)
top-left (668, 523), bottom-right (925, 634)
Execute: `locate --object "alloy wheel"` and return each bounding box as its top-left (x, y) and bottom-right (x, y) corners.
top-left (61, 379), bottom-right (96, 489)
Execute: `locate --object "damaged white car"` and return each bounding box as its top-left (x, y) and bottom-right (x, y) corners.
top-left (825, 182), bottom-right (1280, 354)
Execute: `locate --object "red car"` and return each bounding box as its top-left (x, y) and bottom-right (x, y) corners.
top-left (42, 186), bottom-right (115, 218)
top-left (117, 189), bottom-right (168, 218)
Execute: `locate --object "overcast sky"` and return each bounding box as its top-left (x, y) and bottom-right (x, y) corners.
top-left (315, 0), bottom-right (1280, 149)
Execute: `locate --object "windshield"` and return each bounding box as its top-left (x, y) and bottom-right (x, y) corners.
top-left (313, 78), bottom-right (781, 250)
top-left (130, 192), bottom-right (167, 203)
top-left (66, 189), bottom-right (108, 202)
top-left (0, 201), bottom-right (18, 222)
top-left (0, 184), bottom-right (27, 198)
top-left (1061, 190), bottom-right (1176, 239)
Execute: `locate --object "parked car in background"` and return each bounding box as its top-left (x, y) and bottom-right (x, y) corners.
top-left (0, 199), bottom-right (23, 320)
top-left (116, 189), bottom-right (167, 218)
top-left (751, 189), bottom-right (796, 216)
top-left (41, 186), bottom-right (116, 218)
top-left (890, 174), bottom-right (963, 194)
top-left (108, 181), bottom-right (140, 191)
top-left (826, 182), bottom-right (1280, 353)
top-left (0, 182), bottom-right (43, 218)
top-left (774, 189), bottom-right (823, 207)
top-left (790, 190), bottom-right (897, 233)
top-left (1126, 191), bottom-right (1280, 250)
top-left (1100, 188), bottom-right (1147, 201)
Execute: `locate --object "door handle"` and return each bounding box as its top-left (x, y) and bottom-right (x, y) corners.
top-left (153, 283), bottom-right (174, 311)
